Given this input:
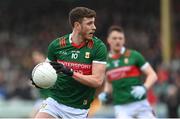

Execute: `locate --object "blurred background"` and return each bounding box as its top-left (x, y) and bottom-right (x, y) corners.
top-left (0, 0), bottom-right (179, 118)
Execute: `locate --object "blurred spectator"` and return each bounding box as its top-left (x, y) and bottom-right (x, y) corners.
top-left (171, 42), bottom-right (180, 72)
top-left (0, 71), bottom-right (7, 99)
top-left (165, 69), bottom-right (180, 117)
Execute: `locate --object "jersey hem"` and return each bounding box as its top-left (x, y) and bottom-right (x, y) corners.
top-left (113, 96), bottom-right (146, 105)
top-left (50, 96), bottom-right (90, 110)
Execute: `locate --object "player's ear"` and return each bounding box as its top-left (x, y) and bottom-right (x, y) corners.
top-left (107, 37), bottom-right (111, 45)
top-left (74, 22), bottom-right (81, 31)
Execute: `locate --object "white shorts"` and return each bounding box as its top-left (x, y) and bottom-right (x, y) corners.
top-left (39, 97), bottom-right (89, 119)
top-left (114, 99), bottom-right (156, 119)
top-left (33, 99), bottom-right (44, 111)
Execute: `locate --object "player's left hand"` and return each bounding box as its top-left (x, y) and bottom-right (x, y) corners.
top-left (50, 61), bottom-right (74, 76)
top-left (98, 92), bottom-right (109, 103)
top-left (131, 86), bottom-right (146, 99)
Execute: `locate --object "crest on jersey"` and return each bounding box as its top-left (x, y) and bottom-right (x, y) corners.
top-left (124, 58), bottom-right (129, 64)
top-left (113, 60), bottom-right (119, 67)
top-left (85, 52), bottom-right (90, 58)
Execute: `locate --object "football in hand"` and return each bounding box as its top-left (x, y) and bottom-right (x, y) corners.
top-left (32, 62), bottom-right (57, 89)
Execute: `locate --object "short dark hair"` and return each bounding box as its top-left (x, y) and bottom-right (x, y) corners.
top-left (107, 25), bottom-right (124, 36)
top-left (69, 7), bottom-right (96, 27)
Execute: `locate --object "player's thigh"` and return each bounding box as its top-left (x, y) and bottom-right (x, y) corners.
top-left (30, 99), bottom-right (44, 117)
top-left (36, 98), bottom-right (60, 118)
top-left (137, 100), bottom-right (156, 119)
top-left (114, 105), bottom-right (133, 119)
top-left (116, 112), bottom-right (133, 119)
top-left (35, 112), bottom-right (55, 118)
top-left (137, 110), bottom-right (156, 119)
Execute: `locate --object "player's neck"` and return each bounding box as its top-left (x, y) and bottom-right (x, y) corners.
top-left (111, 50), bottom-right (120, 55)
top-left (111, 47), bottom-right (123, 55)
top-left (71, 31), bottom-right (84, 45)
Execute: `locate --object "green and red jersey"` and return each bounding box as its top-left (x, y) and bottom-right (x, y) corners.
top-left (38, 89), bottom-right (51, 99)
top-left (46, 34), bottom-right (107, 109)
top-left (106, 47), bottom-right (149, 104)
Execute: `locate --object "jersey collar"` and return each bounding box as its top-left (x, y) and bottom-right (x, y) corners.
top-left (69, 33), bottom-right (73, 43)
top-left (120, 47), bottom-right (126, 54)
top-left (109, 47), bottom-right (126, 59)
top-left (69, 33), bottom-right (86, 49)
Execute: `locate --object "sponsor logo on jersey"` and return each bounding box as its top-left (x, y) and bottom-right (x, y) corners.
top-left (85, 52), bottom-right (90, 58)
top-left (57, 60), bottom-right (92, 75)
top-left (107, 65), bottom-right (141, 81)
top-left (58, 51), bottom-right (67, 55)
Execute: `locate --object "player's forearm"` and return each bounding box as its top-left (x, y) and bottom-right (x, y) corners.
top-left (104, 80), bottom-right (112, 94)
top-left (73, 72), bottom-right (104, 88)
top-left (144, 72), bottom-right (157, 90)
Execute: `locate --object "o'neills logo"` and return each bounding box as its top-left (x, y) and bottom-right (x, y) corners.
top-left (107, 66), bottom-right (141, 81)
top-left (57, 60), bottom-right (92, 75)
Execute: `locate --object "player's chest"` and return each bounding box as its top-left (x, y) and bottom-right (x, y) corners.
top-left (55, 46), bottom-right (93, 63)
top-left (106, 57), bottom-right (140, 81)
top-left (107, 57), bottom-right (135, 70)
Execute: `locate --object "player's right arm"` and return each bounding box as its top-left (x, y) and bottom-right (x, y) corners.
top-left (141, 63), bottom-right (158, 90)
top-left (131, 51), bottom-right (157, 99)
top-left (135, 51), bottom-right (158, 90)
top-left (73, 62), bottom-right (106, 88)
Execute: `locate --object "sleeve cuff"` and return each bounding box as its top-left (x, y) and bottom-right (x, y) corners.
top-left (140, 62), bottom-right (149, 71)
top-left (45, 58), bottom-right (51, 62)
top-left (93, 60), bottom-right (107, 64)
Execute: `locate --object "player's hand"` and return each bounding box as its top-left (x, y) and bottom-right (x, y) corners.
top-left (30, 77), bottom-right (43, 89)
top-left (98, 92), bottom-right (109, 103)
top-left (50, 61), bottom-right (73, 76)
top-left (131, 86), bottom-right (146, 99)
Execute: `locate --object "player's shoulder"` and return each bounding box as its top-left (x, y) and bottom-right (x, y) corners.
top-left (92, 36), bottom-right (106, 47)
top-left (127, 49), bottom-right (143, 57)
top-left (49, 34), bottom-right (69, 47)
top-left (51, 34), bottom-right (69, 43)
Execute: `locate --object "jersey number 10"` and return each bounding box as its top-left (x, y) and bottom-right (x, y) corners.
top-left (71, 53), bottom-right (78, 59)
